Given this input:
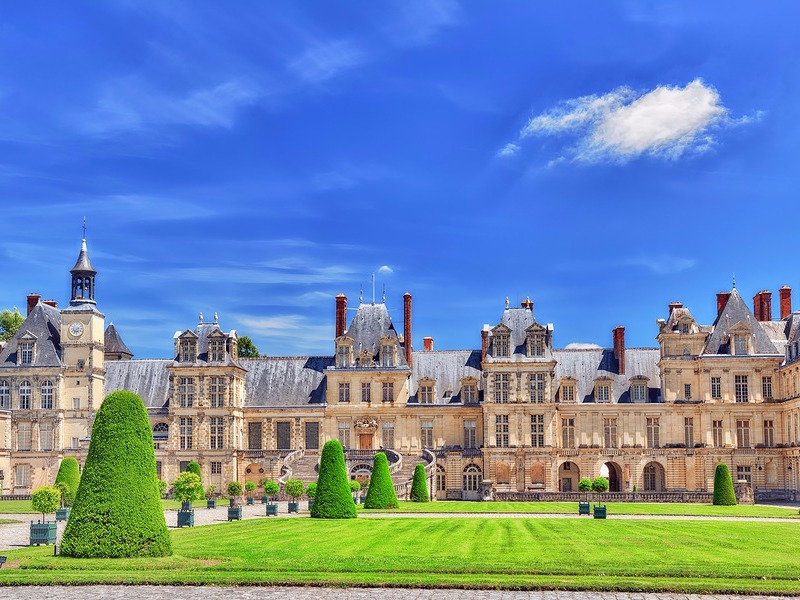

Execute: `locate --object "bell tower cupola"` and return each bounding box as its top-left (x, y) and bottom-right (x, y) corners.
top-left (70, 237), bottom-right (97, 306)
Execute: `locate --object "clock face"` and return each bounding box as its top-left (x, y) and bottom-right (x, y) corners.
top-left (69, 321), bottom-right (85, 338)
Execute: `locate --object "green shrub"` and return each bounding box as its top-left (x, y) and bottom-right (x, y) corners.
top-left (410, 463), bottom-right (429, 502)
top-left (186, 460), bottom-right (202, 480)
top-left (245, 481), bottom-right (256, 497)
top-left (591, 476), bottom-right (609, 494)
top-left (227, 481), bottom-right (243, 497)
top-left (60, 390), bottom-right (172, 558)
top-left (713, 463), bottom-right (738, 506)
top-left (205, 484), bottom-right (216, 499)
top-left (310, 439), bottom-right (357, 519)
top-left (263, 480), bottom-right (280, 499)
top-left (54, 457), bottom-right (80, 507)
top-left (285, 479), bottom-right (305, 499)
top-left (578, 477), bottom-right (592, 492)
top-left (349, 479), bottom-right (361, 493)
top-left (172, 472), bottom-right (203, 502)
top-left (157, 479), bottom-right (167, 498)
top-left (32, 485), bottom-right (61, 521)
top-left (364, 451), bottom-right (398, 509)
top-left (306, 481), bottom-right (317, 498)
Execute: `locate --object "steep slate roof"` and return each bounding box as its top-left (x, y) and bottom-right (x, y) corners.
top-left (242, 357), bottom-right (331, 407)
top-left (703, 289), bottom-right (780, 355)
top-left (760, 320), bottom-right (790, 356)
top-left (70, 239), bottom-right (96, 273)
top-left (344, 303), bottom-right (407, 366)
top-left (173, 321), bottom-right (238, 366)
top-left (0, 303), bottom-right (62, 368)
top-left (105, 359), bottom-right (171, 408)
top-left (409, 350), bottom-right (482, 404)
top-left (485, 306), bottom-right (554, 362)
top-left (104, 323), bottom-right (133, 358)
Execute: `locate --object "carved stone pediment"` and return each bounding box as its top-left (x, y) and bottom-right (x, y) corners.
top-left (354, 418), bottom-right (378, 431)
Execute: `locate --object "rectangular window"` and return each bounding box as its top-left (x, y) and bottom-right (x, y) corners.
top-left (464, 419), bottom-right (477, 448)
top-left (156, 461), bottom-right (163, 479)
top-left (764, 419), bottom-right (775, 447)
top-left (561, 384), bottom-right (575, 403)
top-left (338, 382), bottom-right (350, 403)
top-left (631, 384), bottom-right (646, 403)
top-left (73, 397), bottom-right (81, 410)
top-left (17, 422), bottom-right (31, 451)
top-left (336, 344), bottom-right (350, 368)
top-left (276, 421), bottom-right (291, 450)
top-left (305, 422), bottom-right (319, 450)
top-left (561, 418), bottom-right (575, 448)
top-left (178, 377), bottom-right (194, 408)
top-left (495, 415), bottom-right (509, 448)
top-left (529, 335), bottom-right (544, 357)
top-left (179, 417), bottom-right (193, 450)
top-left (20, 342), bottom-right (33, 364)
top-left (420, 420), bottom-right (433, 448)
top-left (41, 382), bottom-right (54, 410)
top-left (684, 417), bottom-right (694, 448)
top-left (210, 417), bottom-right (224, 449)
top-left (0, 380), bottom-right (9, 409)
top-left (531, 415), bottom-right (545, 447)
top-left (382, 421), bottom-right (395, 449)
top-left (713, 419), bottom-right (724, 447)
top-left (529, 373), bottom-right (545, 403)
top-left (711, 376), bottom-right (722, 399)
top-left (19, 382), bottom-right (31, 410)
top-left (71, 437), bottom-right (80, 449)
top-left (736, 465), bottom-right (752, 485)
top-left (420, 384), bottom-right (434, 404)
top-left (180, 340), bottom-right (195, 362)
top-left (209, 340), bottom-right (224, 362)
top-left (762, 376), bottom-right (773, 400)
top-left (646, 417), bottom-right (660, 448)
top-left (494, 374), bottom-right (510, 403)
top-left (603, 417), bottom-right (617, 448)
top-left (211, 461), bottom-right (222, 475)
top-left (179, 461), bottom-right (189, 472)
top-left (361, 382), bottom-right (371, 403)
top-left (248, 422), bottom-right (262, 450)
top-left (380, 344), bottom-right (395, 367)
top-left (734, 335), bottom-right (747, 355)
top-left (15, 464), bottom-right (30, 487)
top-left (39, 422), bottom-right (53, 451)
top-left (209, 377), bottom-right (225, 407)
top-left (596, 384), bottom-right (610, 403)
top-left (462, 383), bottom-right (477, 403)
top-left (338, 422), bottom-right (351, 448)
top-left (382, 382), bottom-right (394, 403)
top-left (494, 335), bottom-right (509, 358)
top-left (735, 375), bottom-right (749, 403)
top-left (736, 419), bottom-right (751, 448)
top-left (684, 383), bottom-right (692, 400)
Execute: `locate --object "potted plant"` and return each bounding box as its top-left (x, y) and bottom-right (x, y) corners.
top-left (227, 481), bottom-right (243, 520)
top-left (349, 479), bottom-right (361, 504)
top-left (54, 481), bottom-right (72, 521)
top-left (591, 476), bottom-right (609, 519)
top-left (284, 479), bottom-right (305, 513)
top-left (259, 478), bottom-right (270, 504)
top-left (205, 484), bottom-right (217, 509)
top-left (306, 481), bottom-right (317, 511)
top-left (263, 480), bottom-right (280, 516)
top-left (245, 480), bottom-right (256, 505)
top-left (577, 477), bottom-right (592, 515)
top-left (30, 485), bottom-right (60, 545)
top-left (172, 472), bottom-right (202, 527)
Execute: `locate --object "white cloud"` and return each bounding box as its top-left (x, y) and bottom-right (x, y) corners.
top-left (509, 79), bottom-right (749, 164)
top-left (388, 0), bottom-right (460, 44)
top-left (624, 255), bottom-right (697, 275)
top-left (496, 143), bottom-right (519, 157)
top-left (378, 265), bottom-right (393, 274)
top-left (288, 40), bottom-right (365, 84)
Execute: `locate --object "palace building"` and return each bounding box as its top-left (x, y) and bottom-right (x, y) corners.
top-left (2, 239), bottom-right (800, 501)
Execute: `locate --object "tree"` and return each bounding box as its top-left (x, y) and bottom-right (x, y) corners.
top-left (54, 457), bottom-right (80, 507)
top-left (310, 439), bottom-right (357, 519)
top-left (172, 472), bottom-right (203, 503)
top-left (245, 480), bottom-right (256, 498)
top-left (713, 463), bottom-right (738, 506)
top-left (32, 485), bottom-right (61, 521)
top-left (227, 481), bottom-right (243, 498)
top-left (349, 479), bottom-right (361, 494)
top-left (0, 307), bottom-right (24, 342)
top-left (364, 451), bottom-right (398, 509)
top-left (237, 336), bottom-right (259, 357)
top-left (60, 390), bottom-right (172, 558)
top-left (591, 476), bottom-right (609, 494)
top-left (306, 481), bottom-right (317, 499)
top-left (578, 477), bottom-right (592, 493)
top-left (186, 460), bottom-right (202, 480)
top-left (410, 463), bottom-right (429, 502)
top-left (263, 480), bottom-right (280, 501)
top-left (284, 479), bottom-right (305, 500)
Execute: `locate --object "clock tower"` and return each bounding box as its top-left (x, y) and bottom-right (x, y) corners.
top-left (61, 237), bottom-right (105, 414)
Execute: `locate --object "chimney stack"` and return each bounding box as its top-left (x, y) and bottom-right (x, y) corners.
top-left (335, 293), bottom-right (347, 338)
top-left (480, 328), bottom-right (489, 363)
top-left (668, 301), bottom-right (683, 316)
top-left (423, 336), bottom-right (434, 351)
top-left (753, 290), bottom-right (772, 322)
top-left (613, 326), bottom-right (625, 375)
top-left (26, 293), bottom-right (40, 315)
top-left (716, 292), bottom-right (731, 317)
top-left (403, 292), bottom-right (412, 368)
top-left (42, 300), bottom-right (58, 308)
top-left (780, 285), bottom-right (792, 319)
top-left (521, 296), bottom-right (533, 310)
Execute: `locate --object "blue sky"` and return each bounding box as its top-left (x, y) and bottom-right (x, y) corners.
top-left (1, 2), bottom-right (799, 357)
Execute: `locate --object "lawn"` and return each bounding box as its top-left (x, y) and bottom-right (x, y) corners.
top-left (1, 516), bottom-right (800, 593)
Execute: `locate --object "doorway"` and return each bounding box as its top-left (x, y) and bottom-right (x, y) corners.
top-left (359, 433), bottom-right (373, 450)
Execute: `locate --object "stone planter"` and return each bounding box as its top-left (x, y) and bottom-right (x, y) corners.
top-left (288, 501), bottom-right (299, 513)
top-left (177, 509), bottom-right (195, 527)
top-left (30, 521), bottom-right (57, 546)
top-left (228, 506), bottom-right (242, 521)
top-left (207, 499), bottom-right (216, 509)
top-left (266, 503), bottom-right (278, 516)
top-left (55, 507), bottom-right (71, 521)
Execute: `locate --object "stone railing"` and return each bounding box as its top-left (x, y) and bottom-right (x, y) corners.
top-left (494, 491), bottom-right (714, 503)
top-left (385, 448), bottom-right (403, 474)
top-left (277, 447), bottom-right (305, 485)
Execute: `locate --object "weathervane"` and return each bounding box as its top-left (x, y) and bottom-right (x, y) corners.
top-left (82, 216), bottom-right (86, 240)
top-left (732, 273), bottom-right (736, 289)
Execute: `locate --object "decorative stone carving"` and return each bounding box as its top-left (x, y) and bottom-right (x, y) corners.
top-left (354, 418), bottom-right (378, 431)
top-left (734, 480), bottom-right (754, 504)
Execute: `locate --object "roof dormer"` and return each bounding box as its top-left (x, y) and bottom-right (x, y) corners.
top-left (176, 330), bottom-right (198, 363)
top-left (491, 323), bottom-right (511, 358)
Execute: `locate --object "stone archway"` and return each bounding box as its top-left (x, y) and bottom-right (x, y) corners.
top-left (558, 461), bottom-right (580, 492)
top-left (643, 461), bottom-right (666, 491)
top-left (601, 462), bottom-right (622, 492)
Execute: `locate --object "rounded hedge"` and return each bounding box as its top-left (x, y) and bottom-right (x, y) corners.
top-left (410, 463), bottom-right (429, 502)
top-left (713, 462), bottom-right (738, 506)
top-left (60, 390), bottom-right (172, 558)
top-left (306, 481), bottom-right (317, 498)
top-left (364, 451), bottom-right (398, 509)
top-left (591, 476), bottom-right (609, 494)
top-left (310, 439), bottom-right (356, 519)
top-left (227, 481), bottom-right (243, 497)
top-left (578, 477), bottom-right (592, 492)
top-left (54, 457), bottom-right (80, 507)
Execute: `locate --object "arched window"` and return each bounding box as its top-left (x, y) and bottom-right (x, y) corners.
top-left (153, 422), bottom-right (169, 438)
top-left (0, 380), bottom-right (9, 409)
top-left (19, 380), bottom-right (31, 410)
top-left (41, 380), bottom-right (54, 410)
top-left (436, 464), bottom-right (446, 492)
top-left (643, 462), bottom-right (665, 491)
top-left (463, 464), bottom-right (481, 492)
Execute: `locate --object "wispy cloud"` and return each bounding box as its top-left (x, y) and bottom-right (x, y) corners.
top-left (496, 143), bottom-right (519, 157)
top-left (378, 265), bottom-right (394, 274)
top-left (387, 0), bottom-right (460, 44)
top-left (235, 313), bottom-right (332, 353)
top-left (163, 263), bottom-right (360, 286)
top-left (288, 40), bottom-right (365, 84)
top-left (623, 255), bottom-right (697, 275)
top-left (503, 79), bottom-right (758, 164)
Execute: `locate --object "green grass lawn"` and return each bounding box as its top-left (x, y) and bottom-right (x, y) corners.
top-left (1, 516), bottom-right (800, 593)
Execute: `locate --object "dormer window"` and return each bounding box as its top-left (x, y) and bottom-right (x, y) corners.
top-left (419, 380), bottom-right (435, 404)
top-left (380, 342), bottom-right (396, 367)
top-left (180, 339), bottom-right (196, 362)
top-left (733, 335), bottom-right (748, 355)
top-left (462, 379), bottom-right (478, 404)
top-left (559, 378), bottom-right (577, 403)
top-left (209, 338), bottom-right (225, 362)
top-left (679, 321), bottom-right (690, 334)
top-left (336, 343), bottom-right (352, 368)
top-left (494, 334), bottom-right (510, 358)
top-left (631, 383), bottom-right (647, 402)
top-left (19, 342), bottom-right (33, 365)
top-left (528, 334), bottom-right (544, 357)
top-left (594, 380), bottom-right (611, 403)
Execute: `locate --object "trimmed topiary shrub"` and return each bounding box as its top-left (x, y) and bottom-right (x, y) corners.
top-left (285, 479), bottom-right (305, 500)
top-left (364, 451), bottom-right (398, 509)
top-left (172, 472), bottom-right (203, 503)
top-left (410, 463), bottom-right (429, 502)
top-left (713, 462), bottom-right (737, 506)
top-left (306, 481), bottom-right (317, 499)
top-left (32, 485), bottom-right (61, 521)
top-left (591, 476), bottom-right (609, 494)
top-left (245, 480), bottom-right (256, 498)
top-left (54, 457), bottom-right (80, 507)
top-left (263, 480), bottom-right (280, 500)
top-left (60, 390), bottom-right (172, 558)
top-left (578, 477), bottom-right (592, 493)
top-left (311, 439), bottom-right (357, 519)
top-left (349, 479), bottom-right (361, 493)
top-left (227, 481), bottom-right (243, 498)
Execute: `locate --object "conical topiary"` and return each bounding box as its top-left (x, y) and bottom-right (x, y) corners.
top-left (364, 451), bottom-right (398, 509)
top-left (713, 462), bottom-right (737, 506)
top-left (310, 439), bottom-right (357, 519)
top-left (409, 463), bottom-right (429, 502)
top-left (54, 456), bottom-right (80, 507)
top-left (60, 390), bottom-right (172, 557)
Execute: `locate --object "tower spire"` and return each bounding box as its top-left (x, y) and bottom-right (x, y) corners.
top-left (70, 229), bottom-right (97, 306)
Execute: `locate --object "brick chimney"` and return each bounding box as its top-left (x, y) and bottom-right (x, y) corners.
top-left (613, 326), bottom-right (625, 375)
top-left (780, 285), bottom-right (792, 319)
top-left (423, 336), bottom-right (434, 351)
top-left (42, 300), bottom-right (58, 308)
top-left (481, 328), bottom-right (489, 362)
top-left (403, 292), bottom-right (412, 368)
top-left (668, 301), bottom-right (683, 315)
top-left (26, 293), bottom-right (40, 315)
top-left (753, 290), bottom-right (772, 322)
top-left (716, 292), bottom-right (731, 317)
top-left (335, 293), bottom-right (347, 338)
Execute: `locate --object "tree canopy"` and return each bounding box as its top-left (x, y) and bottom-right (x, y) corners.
top-left (237, 335), bottom-right (260, 357)
top-left (0, 307), bottom-right (24, 342)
